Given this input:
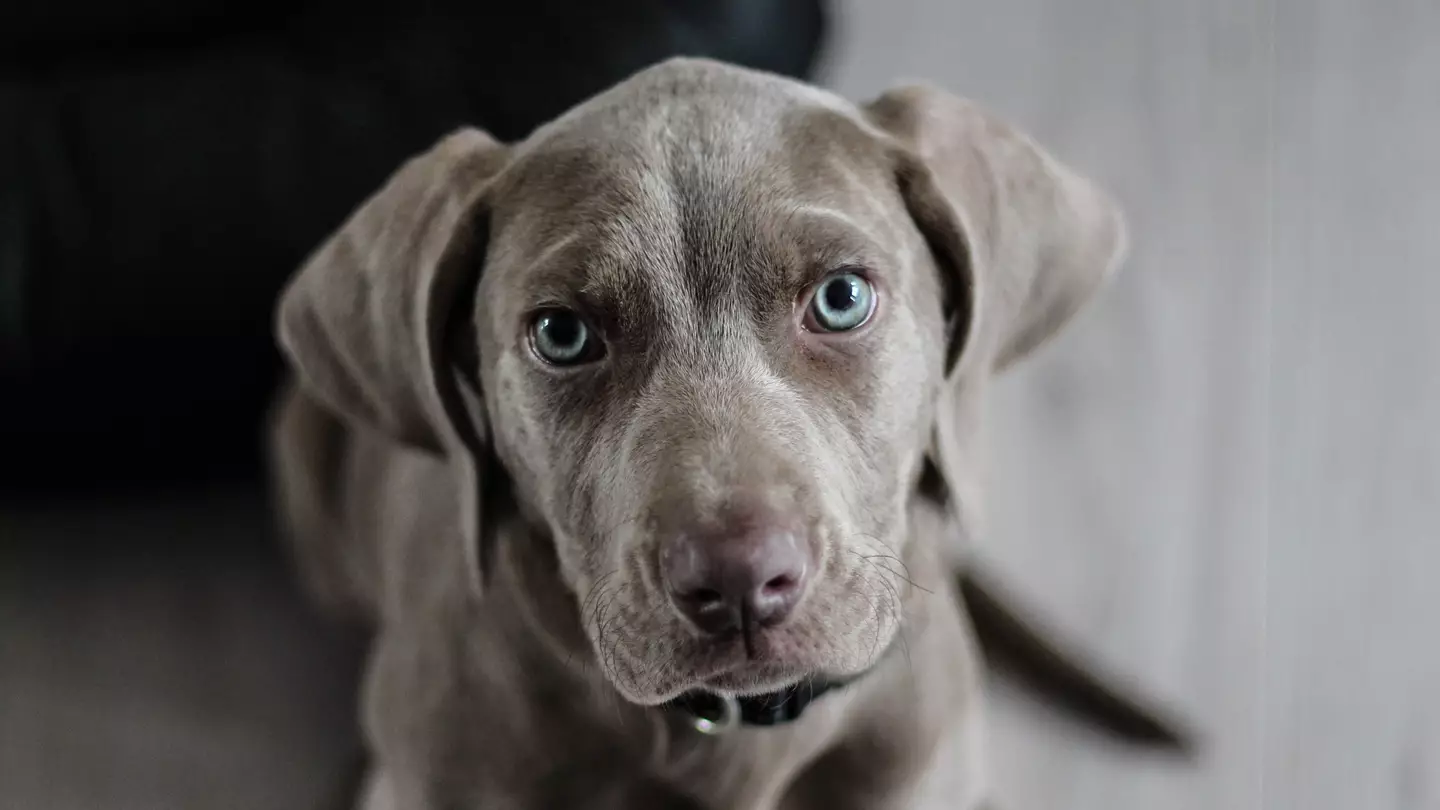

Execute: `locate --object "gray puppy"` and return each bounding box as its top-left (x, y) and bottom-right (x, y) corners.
top-left (270, 58), bottom-right (1141, 809)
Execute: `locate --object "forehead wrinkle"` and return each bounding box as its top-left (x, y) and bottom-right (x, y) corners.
top-left (659, 113), bottom-right (898, 306)
top-left (519, 229), bottom-right (589, 287)
top-left (632, 151), bottom-right (703, 339)
top-left (817, 155), bottom-right (906, 246)
top-left (510, 142), bottom-right (694, 302)
top-left (680, 202), bottom-right (753, 319)
top-left (779, 205), bottom-right (891, 261)
top-left (772, 105), bottom-right (904, 230)
top-left (737, 203), bottom-right (891, 297)
top-left (662, 140), bottom-right (760, 330)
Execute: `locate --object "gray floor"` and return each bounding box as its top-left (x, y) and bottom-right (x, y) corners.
top-left (0, 494), bottom-right (363, 810)
top-left (826, 1), bottom-right (1439, 808)
top-left (4, 2), bottom-right (1438, 809)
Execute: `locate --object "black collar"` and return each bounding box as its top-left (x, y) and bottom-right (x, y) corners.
top-left (668, 675), bottom-right (858, 732)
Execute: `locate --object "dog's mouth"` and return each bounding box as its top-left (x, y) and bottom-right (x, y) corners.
top-left (666, 675), bottom-right (855, 731)
top-left (583, 545), bottom-right (908, 713)
top-left (668, 626), bottom-right (849, 696)
top-left (663, 636), bottom-right (896, 732)
top-left (700, 660), bottom-right (812, 696)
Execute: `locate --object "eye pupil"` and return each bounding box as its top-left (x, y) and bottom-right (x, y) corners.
top-left (823, 277), bottom-right (860, 311)
top-left (809, 272), bottom-right (874, 332)
top-left (543, 314), bottom-right (582, 347)
top-left (532, 310), bottom-right (597, 364)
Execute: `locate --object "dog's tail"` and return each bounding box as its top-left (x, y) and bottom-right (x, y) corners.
top-left (957, 565), bottom-right (1198, 753)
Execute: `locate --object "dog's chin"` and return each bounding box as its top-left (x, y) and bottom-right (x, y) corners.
top-left (598, 623), bottom-right (897, 706)
top-left (611, 661), bottom-right (815, 706)
top-left (700, 665), bottom-right (814, 698)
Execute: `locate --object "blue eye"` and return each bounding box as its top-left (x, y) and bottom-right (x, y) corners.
top-left (531, 309), bottom-right (601, 365)
top-left (806, 273), bottom-right (875, 332)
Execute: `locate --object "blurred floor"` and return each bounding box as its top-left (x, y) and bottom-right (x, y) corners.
top-left (0, 493), bottom-right (364, 810)
top-left (3, 2), bottom-right (1438, 809)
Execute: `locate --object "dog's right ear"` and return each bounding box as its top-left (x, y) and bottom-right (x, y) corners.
top-left (864, 86), bottom-right (1127, 541)
top-left (865, 85), bottom-right (1127, 377)
top-left (275, 129), bottom-right (509, 594)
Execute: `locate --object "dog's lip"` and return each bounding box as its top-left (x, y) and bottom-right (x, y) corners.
top-left (687, 646), bottom-right (819, 696)
top-left (630, 662), bottom-right (804, 706)
top-left (701, 667), bottom-right (812, 697)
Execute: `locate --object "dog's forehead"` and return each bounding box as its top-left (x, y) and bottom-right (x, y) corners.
top-left (485, 60), bottom-right (901, 318)
top-left (512, 57), bottom-right (861, 168)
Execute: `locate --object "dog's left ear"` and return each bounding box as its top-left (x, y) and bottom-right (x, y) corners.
top-left (865, 85), bottom-right (1127, 551)
top-left (866, 84), bottom-right (1127, 375)
top-left (275, 129), bottom-right (510, 595)
top-left (865, 89), bottom-right (1199, 751)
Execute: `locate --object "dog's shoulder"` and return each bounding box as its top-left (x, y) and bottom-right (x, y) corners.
top-left (268, 380), bottom-right (380, 622)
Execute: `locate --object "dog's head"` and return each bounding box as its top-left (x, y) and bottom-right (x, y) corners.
top-left (276, 58), bottom-right (1125, 705)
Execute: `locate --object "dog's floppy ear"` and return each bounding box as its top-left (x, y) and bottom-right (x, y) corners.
top-left (275, 129), bottom-right (509, 594)
top-left (865, 89), bottom-right (1198, 752)
top-left (866, 85), bottom-right (1127, 375)
top-left (865, 85), bottom-right (1127, 551)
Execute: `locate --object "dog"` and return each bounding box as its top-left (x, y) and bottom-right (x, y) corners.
top-left (269, 57), bottom-right (1180, 810)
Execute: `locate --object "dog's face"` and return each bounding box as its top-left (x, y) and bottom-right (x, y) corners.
top-left (476, 70), bottom-right (948, 703)
top-left (276, 58), bottom-right (1126, 708)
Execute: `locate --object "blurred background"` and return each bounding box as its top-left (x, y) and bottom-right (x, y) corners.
top-left (1, 1), bottom-right (1436, 808)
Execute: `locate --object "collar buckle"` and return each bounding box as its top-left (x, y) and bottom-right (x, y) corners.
top-left (688, 693), bottom-right (741, 735)
top-left (670, 678), bottom-right (847, 733)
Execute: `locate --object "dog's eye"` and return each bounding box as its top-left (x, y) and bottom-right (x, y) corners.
top-left (804, 272), bottom-right (876, 332)
top-left (530, 309), bottom-right (602, 365)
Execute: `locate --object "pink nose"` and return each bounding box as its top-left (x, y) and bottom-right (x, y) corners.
top-left (661, 512), bottom-right (814, 637)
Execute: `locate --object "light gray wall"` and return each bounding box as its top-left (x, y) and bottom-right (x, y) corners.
top-left (824, 1), bottom-right (1438, 808)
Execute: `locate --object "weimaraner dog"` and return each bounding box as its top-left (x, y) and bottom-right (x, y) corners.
top-left (269, 57), bottom-right (1188, 810)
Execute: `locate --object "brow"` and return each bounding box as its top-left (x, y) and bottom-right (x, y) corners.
top-left (517, 206), bottom-right (888, 311)
top-left (768, 206), bottom-right (892, 288)
top-left (508, 234), bottom-right (675, 348)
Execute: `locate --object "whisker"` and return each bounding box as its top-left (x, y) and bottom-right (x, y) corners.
top-left (845, 533), bottom-right (933, 596)
top-left (873, 570), bottom-right (913, 678)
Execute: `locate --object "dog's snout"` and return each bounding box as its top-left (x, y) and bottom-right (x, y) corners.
top-left (661, 514), bottom-right (813, 637)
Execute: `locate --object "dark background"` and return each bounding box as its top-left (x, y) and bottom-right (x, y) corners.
top-left (0, 2), bottom-right (826, 806)
top-left (1, 0), bottom-right (825, 493)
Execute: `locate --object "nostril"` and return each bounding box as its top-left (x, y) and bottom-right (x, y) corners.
top-left (761, 574), bottom-right (797, 595)
top-left (661, 518), bottom-right (815, 636)
top-left (750, 569), bottom-right (804, 629)
top-left (689, 588), bottom-right (724, 606)
top-left (672, 585), bottom-right (740, 636)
